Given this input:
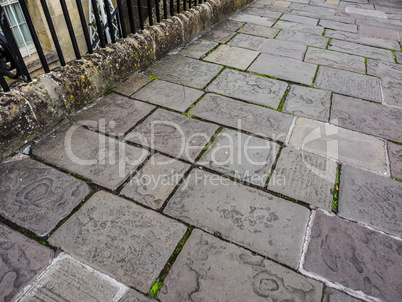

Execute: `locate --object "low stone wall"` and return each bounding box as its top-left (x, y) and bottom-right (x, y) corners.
top-left (0, 0), bottom-right (251, 160)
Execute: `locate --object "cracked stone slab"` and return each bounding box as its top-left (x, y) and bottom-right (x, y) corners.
top-left (259, 39), bottom-right (307, 60)
top-left (132, 80), bottom-right (203, 112)
top-left (0, 223), bottom-right (54, 302)
top-left (145, 55), bottom-right (222, 89)
top-left (199, 128), bottom-right (280, 186)
top-left (119, 289), bottom-right (155, 302)
top-left (179, 39), bottom-right (218, 59)
top-left (126, 109), bottom-right (219, 162)
top-left (74, 93), bottom-right (155, 135)
top-left (237, 23), bottom-right (279, 38)
top-left (366, 59), bottom-right (402, 80)
top-left (164, 169), bottom-right (311, 268)
top-left (228, 33), bottom-right (266, 50)
top-left (49, 191), bottom-right (187, 292)
top-left (213, 19), bottom-right (245, 32)
top-left (159, 229), bottom-right (323, 302)
top-left (206, 69), bottom-right (288, 108)
top-left (281, 14), bottom-right (319, 25)
top-left (241, 7), bottom-right (282, 18)
top-left (304, 47), bottom-right (365, 73)
top-left (248, 54), bottom-right (318, 85)
top-left (120, 154), bottom-right (190, 210)
top-left (189, 93), bottom-right (293, 142)
top-left (115, 73), bottom-right (152, 96)
top-left (276, 29), bottom-right (329, 48)
top-left (201, 29), bottom-right (236, 43)
top-left (330, 94), bottom-right (402, 142)
top-left (388, 142), bottom-right (402, 180)
top-left (32, 125), bottom-right (149, 190)
top-left (283, 85), bottom-right (331, 122)
top-left (0, 157), bottom-right (91, 236)
top-left (204, 45), bottom-right (259, 70)
top-left (319, 20), bottom-right (357, 32)
top-left (323, 288), bottom-right (364, 302)
top-left (314, 67), bottom-right (382, 103)
top-left (268, 147), bottom-right (336, 210)
top-left (289, 117), bottom-right (387, 174)
top-left (229, 13), bottom-right (277, 27)
top-left (274, 20), bottom-right (324, 35)
top-left (303, 210), bottom-right (402, 302)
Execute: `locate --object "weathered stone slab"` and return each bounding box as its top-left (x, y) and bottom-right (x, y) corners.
top-left (20, 256), bottom-right (122, 302)
top-left (290, 3), bottom-right (336, 15)
top-left (201, 29), bottom-right (236, 43)
top-left (179, 39), bottom-right (218, 59)
top-left (281, 14), bottom-right (319, 25)
top-left (189, 93), bottom-right (293, 142)
top-left (276, 29), bottom-right (328, 48)
top-left (228, 33), bottom-right (266, 50)
top-left (358, 23), bottom-right (400, 41)
top-left (274, 20), bottom-right (324, 35)
top-left (338, 165), bottom-right (402, 237)
top-left (283, 85), bottom-right (331, 122)
top-left (293, 10), bottom-right (355, 23)
top-left (259, 39), bottom-right (307, 60)
top-left (132, 80), bottom-right (203, 112)
top-left (213, 19), bottom-right (245, 32)
top-left (230, 13), bottom-right (276, 27)
top-left (274, 0), bottom-right (290, 7)
top-left (389, 142), bottom-right (402, 180)
top-left (304, 47), bottom-right (365, 73)
top-left (381, 78), bottom-right (402, 108)
top-left (331, 94), bottom-right (402, 141)
top-left (145, 55), bottom-right (222, 89)
top-left (248, 54), bottom-right (318, 85)
top-left (126, 109), bottom-right (218, 162)
top-left (323, 288), bottom-right (363, 302)
top-left (32, 125), bottom-right (149, 190)
top-left (74, 93), bottom-right (155, 135)
top-left (206, 69), bottom-right (288, 108)
top-left (121, 154), bottom-right (190, 210)
top-left (314, 67), bottom-right (382, 103)
top-left (119, 289), bottom-right (155, 302)
top-left (345, 6), bottom-right (386, 18)
top-left (199, 129), bottom-right (280, 186)
top-left (303, 210), bottom-right (402, 302)
top-left (115, 73), bottom-right (152, 96)
top-left (319, 20), bottom-right (357, 32)
top-left (164, 169), bottom-right (311, 268)
top-left (159, 229), bottom-right (323, 301)
top-left (242, 7), bottom-right (282, 18)
top-left (289, 117), bottom-right (387, 174)
top-left (204, 45), bottom-right (260, 70)
top-left (366, 59), bottom-right (402, 80)
top-left (0, 223), bottom-right (54, 302)
top-left (0, 157), bottom-right (91, 236)
top-left (237, 23), bottom-right (279, 38)
top-left (49, 191), bottom-right (187, 292)
top-left (397, 52), bottom-right (402, 64)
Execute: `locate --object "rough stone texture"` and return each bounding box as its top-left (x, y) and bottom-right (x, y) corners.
top-left (303, 210), bottom-right (402, 302)
top-left (204, 45), bottom-right (259, 70)
top-left (201, 29), bottom-right (236, 43)
top-left (49, 191), bottom-right (187, 292)
top-left (319, 20), bottom-right (357, 32)
top-left (115, 73), bottom-right (153, 96)
top-left (189, 93), bottom-right (293, 142)
top-left (396, 52), bottom-right (402, 64)
top-left (132, 80), bottom-right (203, 112)
top-left (283, 85), bottom-right (331, 122)
top-left (322, 288), bottom-right (363, 302)
top-left (230, 13), bottom-right (277, 27)
top-left (338, 165), bottom-right (402, 236)
top-left (259, 39), bottom-right (307, 60)
top-left (237, 23), bottom-right (279, 38)
top-left (274, 20), bottom-right (324, 35)
top-left (304, 48), bottom-right (365, 74)
top-left (228, 33), bottom-right (266, 50)
top-left (276, 29), bottom-right (328, 48)
top-left (126, 109), bottom-right (218, 162)
top-left (314, 67), bottom-right (382, 103)
top-left (121, 154), bottom-right (190, 209)
top-left (331, 94), bottom-right (402, 142)
top-left (74, 93), bottom-right (155, 135)
top-left (366, 59), bottom-right (402, 80)
top-left (20, 256), bottom-right (121, 302)
top-left (179, 39), bottom-right (219, 59)
top-left (199, 128), bottom-right (280, 186)
top-left (242, 7), bottom-right (282, 18)
top-left (289, 117), bottom-right (387, 174)
top-left (388, 142), bottom-right (402, 180)
top-left (0, 157), bottom-right (90, 236)
top-left (32, 124), bottom-right (149, 190)
top-left (119, 289), bottom-right (155, 302)
top-left (248, 54), bottom-right (318, 85)
top-left (159, 229), bottom-right (323, 301)
top-left (213, 19), bottom-right (246, 32)
top-left (145, 55), bottom-right (222, 89)
top-left (164, 169), bottom-right (311, 268)
top-left (380, 78), bottom-right (402, 108)
top-left (358, 23), bottom-right (400, 41)
top-left (206, 69), bottom-right (288, 108)
top-left (281, 14), bottom-right (319, 25)
top-left (0, 223), bottom-right (54, 302)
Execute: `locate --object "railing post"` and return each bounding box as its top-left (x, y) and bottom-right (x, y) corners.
top-left (116, 0), bottom-right (127, 37)
top-left (104, 0), bottom-right (116, 43)
top-left (59, 0), bottom-right (81, 59)
top-left (126, 0), bottom-right (136, 34)
top-left (76, 0), bottom-right (93, 54)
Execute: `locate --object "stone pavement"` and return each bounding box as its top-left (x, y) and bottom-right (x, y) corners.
top-left (1, 0), bottom-right (402, 301)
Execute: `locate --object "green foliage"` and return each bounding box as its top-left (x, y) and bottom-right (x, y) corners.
top-left (148, 75), bottom-right (159, 80)
top-left (148, 278), bottom-right (164, 298)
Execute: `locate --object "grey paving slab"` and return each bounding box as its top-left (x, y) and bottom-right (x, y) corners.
top-left (126, 109), bottom-right (219, 162)
top-left (32, 125), bottom-right (149, 190)
top-left (283, 85), bottom-right (331, 122)
top-left (74, 93), bottom-right (155, 135)
top-left (276, 29), bottom-right (329, 48)
top-left (237, 23), bottom-right (279, 38)
top-left (268, 147), bottom-right (336, 210)
top-left (366, 59), bottom-right (402, 80)
top-left (179, 39), bottom-right (218, 59)
top-left (323, 288), bottom-right (363, 302)
top-left (290, 3), bottom-right (336, 15)
top-left (259, 39), bottom-right (307, 60)
top-left (292, 10), bottom-right (356, 24)
top-left (381, 78), bottom-right (402, 108)
top-left (0, 157), bottom-right (90, 236)
top-left (338, 165), bottom-right (402, 237)
top-left (132, 80), bottom-right (203, 112)
top-left (159, 229), bottom-right (323, 302)
top-left (213, 19), bottom-right (245, 32)
top-left (20, 256), bottom-right (121, 302)
top-left (314, 67), bottom-right (382, 103)
top-left (396, 52), bottom-right (402, 63)
top-left (281, 14), bottom-right (319, 25)
top-left (274, 0), bottom-right (290, 7)
top-left (189, 93), bottom-right (293, 142)
top-left (206, 69), bottom-right (288, 108)
top-left (119, 289), bottom-right (155, 302)
top-left (115, 73), bottom-right (152, 96)
top-left (121, 154), bottom-right (190, 210)
top-left (228, 33), bottom-right (266, 50)
top-left (248, 54), bottom-right (318, 85)
top-left (164, 169), bottom-right (311, 268)
top-left (145, 55), bottom-right (222, 89)
top-left (201, 29), bottom-right (236, 43)
top-left (0, 223), bottom-right (54, 302)
top-left (319, 20), bottom-right (358, 32)
top-left (303, 210), bottom-right (402, 302)
top-left (204, 45), bottom-right (260, 70)
top-left (229, 13), bottom-right (277, 27)
top-left (49, 191), bottom-right (187, 292)
top-left (358, 23), bottom-right (400, 41)
top-left (345, 6), bottom-right (386, 18)
top-left (304, 47), bottom-right (365, 73)
top-left (328, 39), bottom-right (395, 62)
top-left (331, 94), bottom-right (402, 142)
top-left (274, 20), bottom-right (325, 35)
top-left (388, 142), bottom-right (402, 180)
top-left (242, 7), bottom-right (283, 18)
top-left (199, 128), bottom-right (280, 186)
top-left (289, 117), bottom-right (387, 174)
